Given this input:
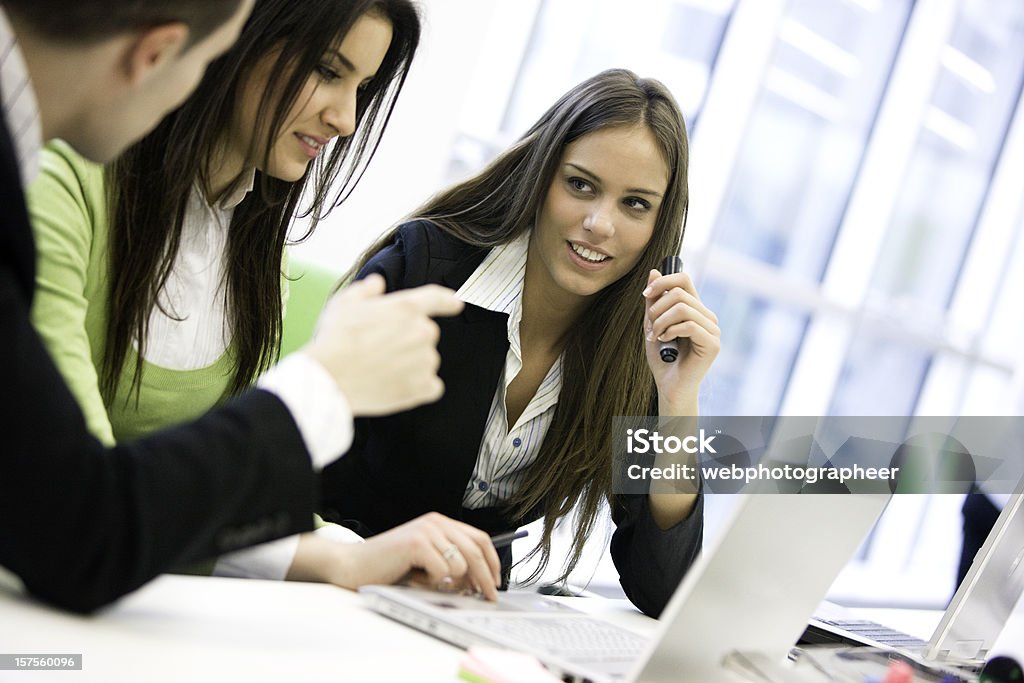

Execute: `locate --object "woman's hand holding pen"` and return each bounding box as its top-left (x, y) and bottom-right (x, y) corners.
top-left (639, 267), bottom-right (719, 527)
top-left (641, 268), bottom-right (721, 414)
top-left (292, 512), bottom-right (502, 600)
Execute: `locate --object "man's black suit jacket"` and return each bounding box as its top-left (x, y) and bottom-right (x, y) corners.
top-left (0, 111), bottom-right (318, 613)
top-left (320, 220), bottom-right (703, 617)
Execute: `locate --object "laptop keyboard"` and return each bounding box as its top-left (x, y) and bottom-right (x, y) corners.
top-left (463, 615), bottom-right (648, 663)
top-left (818, 617), bottom-right (927, 649)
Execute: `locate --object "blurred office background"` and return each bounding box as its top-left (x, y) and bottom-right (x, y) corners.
top-left (291, 0), bottom-right (1024, 608)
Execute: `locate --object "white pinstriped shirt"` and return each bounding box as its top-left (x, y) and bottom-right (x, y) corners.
top-left (0, 7), bottom-right (42, 185)
top-left (456, 230), bottom-right (564, 509)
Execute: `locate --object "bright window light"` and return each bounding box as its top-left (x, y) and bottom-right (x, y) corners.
top-left (779, 18), bottom-right (862, 78)
top-left (941, 45), bottom-right (997, 94)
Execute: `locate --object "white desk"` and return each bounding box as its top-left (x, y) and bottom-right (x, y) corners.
top-left (0, 573), bottom-right (655, 682)
top-left (3, 572), bottom-right (1022, 683)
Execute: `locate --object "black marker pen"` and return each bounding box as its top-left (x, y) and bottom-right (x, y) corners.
top-left (659, 255), bottom-right (683, 363)
top-left (489, 529), bottom-right (528, 549)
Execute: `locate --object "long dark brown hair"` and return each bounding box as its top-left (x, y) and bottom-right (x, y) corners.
top-left (101, 0), bottom-right (420, 405)
top-left (352, 69), bottom-right (690, 582)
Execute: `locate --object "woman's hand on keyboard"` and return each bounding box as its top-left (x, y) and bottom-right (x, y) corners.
top-left (302, 512), bottom-right (502, 600)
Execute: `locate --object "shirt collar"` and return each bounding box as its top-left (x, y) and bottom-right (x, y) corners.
top-left (191, 167), bottom-right (257, 214)
top-left (455, 229), bottom-right (530, 316)
top-left (217, 167), bottom-right (257, 210)
top-left (0, 6), bottom-right (44, 185)
top-left (455, 229), bottom-right (563, 421)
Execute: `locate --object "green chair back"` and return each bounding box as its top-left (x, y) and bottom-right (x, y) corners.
top-left (280, 260), bottom-right (342, 359)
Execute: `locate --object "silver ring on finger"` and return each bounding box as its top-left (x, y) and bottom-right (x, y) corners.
top-left (441, 544), bottom-right (459, 562)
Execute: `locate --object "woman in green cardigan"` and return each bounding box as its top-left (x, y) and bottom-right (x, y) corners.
top-left (27, 0), bottom-right (502, 600)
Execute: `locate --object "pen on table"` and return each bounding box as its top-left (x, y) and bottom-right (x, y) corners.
top-left (490, 530), bottom-right (528, 549)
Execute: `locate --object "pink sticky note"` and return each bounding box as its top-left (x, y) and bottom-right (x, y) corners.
top-left (458, 646), bottom-right (562, 683)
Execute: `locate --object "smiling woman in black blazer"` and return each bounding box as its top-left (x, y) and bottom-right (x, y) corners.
top-left (320, 68), bottom-right (722, 617)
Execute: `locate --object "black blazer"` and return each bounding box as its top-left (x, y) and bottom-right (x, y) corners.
top-left (320, 220), bottom-right (703, 617)
top-left (0, 110), bottom-right (317, 612)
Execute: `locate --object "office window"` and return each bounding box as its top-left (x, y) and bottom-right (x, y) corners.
top-left (829, 337), bottom-right (932, 417)
top-left (503, 0), bottom-right (733, 131)
top-left (820, 0), bottom-right (1024, 606)
top-left (828, 0), bottom-right (1024, 418)
top-left (709, 0), bottom-right (912, 282)
top-left (699, 0), bottom-right (913, 421)
top-left (444, 0), bottom-right (735, 184)
top-left (698, 280), bottom-right (808, 416)
top-left (869, 4), bottom-right (1024, 313)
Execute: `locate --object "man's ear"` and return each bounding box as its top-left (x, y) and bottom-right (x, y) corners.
top-left (123, 23), bottom-right (191, 87)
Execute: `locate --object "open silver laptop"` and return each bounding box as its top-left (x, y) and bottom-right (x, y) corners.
top-left (361, 492), bottom-right (890, 683)
top-left (805, 478), bottom-right (1024, 667)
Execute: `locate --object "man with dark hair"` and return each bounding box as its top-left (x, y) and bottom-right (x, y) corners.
top-left (3, 0), bottom-right (245, 48)
top-left (0, 0), bottom-right (466, 613)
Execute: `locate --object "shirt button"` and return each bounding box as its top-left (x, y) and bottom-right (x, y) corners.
top-left (478, 481), bottom-right (489, 492)
top-left (512, 438), bottom-right (522, 447)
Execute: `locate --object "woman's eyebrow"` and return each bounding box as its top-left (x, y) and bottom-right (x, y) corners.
top-left (327, 50), bottom-right (378, 81)
top-left (326, 50), bottom-right (356, 72)
top-left (566, 162), bottom-right (663, 198)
